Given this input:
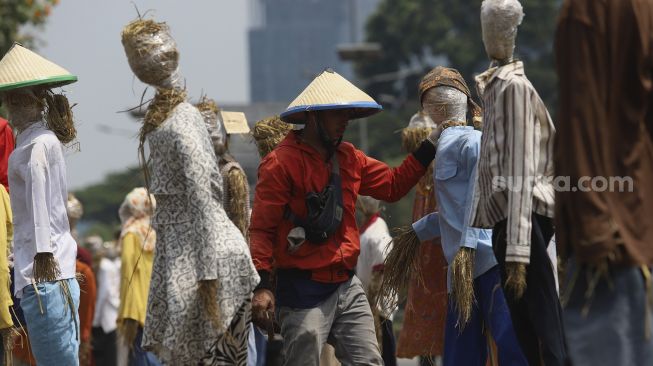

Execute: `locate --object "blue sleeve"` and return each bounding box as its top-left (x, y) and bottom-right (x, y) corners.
top-left (411, 212), bottom-right (441, 242)
top-left (460, 133), bottom-right (483, 250)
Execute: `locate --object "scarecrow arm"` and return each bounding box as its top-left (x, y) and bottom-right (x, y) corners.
top-left (26, 143), bottom-right (53, 253)
top-left (411, 212), bottom-right (441, 242)
top-left (502, 80), bottom-right (536, 265)
top-left (460, 133), bottom-right (482, 251)
top-left (225, 167), bottom-right (250, 239)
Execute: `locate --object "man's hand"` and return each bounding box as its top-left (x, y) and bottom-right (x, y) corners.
top-left (252, 289), bottom-right (275, 330)
top-left (427, 123), bottom-right (444, 147)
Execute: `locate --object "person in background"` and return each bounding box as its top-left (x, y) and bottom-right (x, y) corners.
top-left (67, 194), bottom-right (97, 366)
top-left (92, 240), bottom-right (121, 366)
top-left (116, 188), bottom-right (160, 366)
top-left (0, 117), bottom-right (14, 366)
top-left (355, 196), bottom-right (397, 366)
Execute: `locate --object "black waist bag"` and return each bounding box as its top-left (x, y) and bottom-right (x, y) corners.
top-left (286, 154), bottom-right (344, 244)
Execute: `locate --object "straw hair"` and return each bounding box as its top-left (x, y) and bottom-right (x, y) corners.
top-left (195, 96), bottom-right (220, 116)
top-left (121, 19), bottom-right (179, 87)
top-left (451, 248), bottom-right (476, 330)
top-left (252, 116), bottom-right (293, 158)
top-left (140, 88), bottom-right (186, 140)
top-left (32, 253), bottom-right (61, 283)
top-left (43, 91), bottom-right (76, 144)
top-left (376, 226), bottom-right (424, 311)
top-left (0, 43), bottom-right (76, 91)
top-left (505, 262), bottom-right (527, 299)
top-left (281, 69), bottom-right (381, 123)
top-left (225, 167), bottom-right (250, 239)
top-left (199, 280), bottom-right (223, 331)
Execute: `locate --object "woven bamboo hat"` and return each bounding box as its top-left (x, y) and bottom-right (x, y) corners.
top-left (280, 69), bottom-right (382, 124)
top-left (0, 43), bottom-right (77, 92)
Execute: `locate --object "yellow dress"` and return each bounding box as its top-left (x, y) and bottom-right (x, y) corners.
top-left (0, 185), bottom-right (13, 330)
top-left (117, 232), bottom-right (154, 326)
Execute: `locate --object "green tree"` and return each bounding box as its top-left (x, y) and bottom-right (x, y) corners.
top-left (74, 166), bottom-right (145, 239)
top-left (0, 0), bottom-right (60, 55)
top-left (356, 0), bottom-right (561, 111)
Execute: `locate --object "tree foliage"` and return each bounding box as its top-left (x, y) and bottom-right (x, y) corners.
top-left (0, 0), bottom-right (60, 55)
top-left (356, 0), bottom-right (561, 111)
top-left (74, 166), bottom-right (145, 239)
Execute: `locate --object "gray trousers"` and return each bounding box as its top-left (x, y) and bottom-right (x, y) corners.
top-left (278, 276), bottom-right (383, 366)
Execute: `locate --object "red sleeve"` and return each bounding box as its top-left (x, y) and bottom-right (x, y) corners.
top-left (249, 152), bottom-right (292, 272)
top-left (358, 151), bottom-right (427, 202)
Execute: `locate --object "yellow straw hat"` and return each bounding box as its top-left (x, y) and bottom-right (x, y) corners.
top-left (280, 69), bottom-right (381, 124)
top-left (0, 43), bottom-right (77, 92)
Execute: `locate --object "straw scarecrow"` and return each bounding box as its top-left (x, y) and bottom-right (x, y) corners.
top-left (0, 42), bottom-right (80, 365)
top-left (196, 98), bottom-right (251, 238)
top-left (121, 18), bottom-right (259, 365)
top-left (395, 112), bottom-right (448, 362)
top-left (66, 194), bottom-right (97, 366)
top-left (115, 188), bottom-right (160, 365)
top-left (470, 1), bottom-right (563, 364)
top-left (382, 66), bottom-right (528, 366)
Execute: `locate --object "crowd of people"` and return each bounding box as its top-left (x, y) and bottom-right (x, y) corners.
top-left (0, 0), bottom-right (651, 365)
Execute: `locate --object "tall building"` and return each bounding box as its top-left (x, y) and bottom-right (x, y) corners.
top-left (248, 0), bottom-right (380, 102)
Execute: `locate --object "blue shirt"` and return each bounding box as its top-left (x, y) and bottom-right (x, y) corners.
top-left (412, 126), bottom-right (497, 291)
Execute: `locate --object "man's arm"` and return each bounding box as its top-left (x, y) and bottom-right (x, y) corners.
top-left (359, 140), bottom-right (435, 202)
top-left (249, 152), bottom-right (291, 290)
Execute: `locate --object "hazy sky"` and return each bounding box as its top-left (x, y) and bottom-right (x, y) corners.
top-left (35, 0), bottom-right (250, 188)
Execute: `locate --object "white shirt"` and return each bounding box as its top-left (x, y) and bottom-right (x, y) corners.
top-left (8, 121), bottom-right (77, 296)
top-left (93, 257), bottom-right (121, 333)
top-left (356, 216), bottom-right (395, 319)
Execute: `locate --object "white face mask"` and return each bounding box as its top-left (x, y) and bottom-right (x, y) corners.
top-left (2, 90), bottom-right (43, 132)
top-left (421, 86), bottom-right (467, 125)
top-left (480, 0), bottom-right (524, 62)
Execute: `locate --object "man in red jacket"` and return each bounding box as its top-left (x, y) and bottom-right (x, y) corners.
top-left (249, 69), bottom-right (438, 365)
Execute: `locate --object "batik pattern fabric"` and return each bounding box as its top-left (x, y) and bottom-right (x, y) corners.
top-left (396, 170), bottom-right (448, 358)
top-left (142, 102), bottom-right (259, 365)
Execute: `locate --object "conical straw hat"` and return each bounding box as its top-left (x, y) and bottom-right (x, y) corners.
top-left (0, 43), bottom-right (77, 92)
top-left (280, 69), bottom-right (381, 124)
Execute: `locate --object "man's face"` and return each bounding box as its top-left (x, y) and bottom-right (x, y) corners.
top-left (317, 110), bottom-right (350, 141)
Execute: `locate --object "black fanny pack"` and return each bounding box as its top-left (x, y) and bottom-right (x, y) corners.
top-left (286, 154), bottom-right (344, 244)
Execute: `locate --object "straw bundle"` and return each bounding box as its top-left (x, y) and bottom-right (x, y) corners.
top-left (451, 247), bottom-right (476, 329)
top-left (199, 280), bottom-right (223, 331)
top-left (140, 88), bottom-right (186, 141)
top-left (401, 127), bottom-right (431, 153)
top-left (119, 318), bottom-right (140, 349)
top-left (32, 253), bottom-right (61, 283)
top-left (1, 327), bottom-right (18, 366)
top-left (225, 167), bottom-right (250, 239)
top-left (505, 262), bottom-right (527, 299)
top-left (195, 96), bottom-right (220, 116)
top-left (252, 116), bottom-right (292, 158)
top-left (43, 91), bottom-right (76, 144)
top-left (376, 226), bottom-right (424, 311)
top-left (121, 19), bottom-right (179, 88)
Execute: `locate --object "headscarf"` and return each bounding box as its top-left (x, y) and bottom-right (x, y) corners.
top-left (0, 118), bottom-right (14, 191)
top-left (118, 188), bottom-right (156, 252)
top-left (418, 66), bottom-right (482, 127)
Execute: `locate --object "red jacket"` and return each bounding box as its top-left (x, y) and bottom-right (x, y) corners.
top-left (250, 131), bottom-right (432, 284)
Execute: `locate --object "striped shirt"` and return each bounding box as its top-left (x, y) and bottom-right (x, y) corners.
top-left (471, 61), bottom-right (555, 264)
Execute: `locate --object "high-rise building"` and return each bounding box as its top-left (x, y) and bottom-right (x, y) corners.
top-left (248, 0), bottom-right (380, 102)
